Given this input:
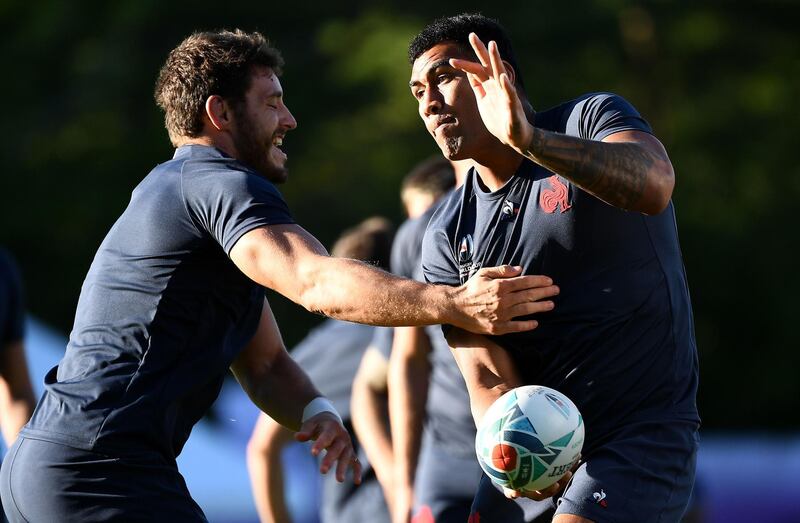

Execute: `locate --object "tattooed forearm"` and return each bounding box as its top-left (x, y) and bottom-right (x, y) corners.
top-left (526, 127), bottom-right (658, 211)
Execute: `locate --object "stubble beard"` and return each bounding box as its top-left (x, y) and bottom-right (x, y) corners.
top-left (440, 135), bottom-right (464, 160)
top-left (232, 108), bottom-right (288, 184)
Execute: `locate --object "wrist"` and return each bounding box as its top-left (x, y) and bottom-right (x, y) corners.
top-left (302, 396), bottom-right (342, 424)
top-left (424, 282), bottom-right (459, 328)
top-left (523, 125), bottom-right (544, 160)
top-left (512, 120), bottom-right (536, 154)
top-left (442, 283), bottom-right (466, 329)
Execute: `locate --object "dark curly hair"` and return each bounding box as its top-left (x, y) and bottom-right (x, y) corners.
top-left (408, 13), bottom-right (525, 90)
top-left (154, 30), bottom-right (283, 146)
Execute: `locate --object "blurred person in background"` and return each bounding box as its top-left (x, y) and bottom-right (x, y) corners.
top-left (0, 248), bottom-right (35, 447)
top-left (247, 217), bottom-right (394, 523)
top-left (0, 29), bottom-right (554, 522)
top-left (410, 13), bottom-right (699, 523)
top-left (353, 156), bottom-right (483, 523)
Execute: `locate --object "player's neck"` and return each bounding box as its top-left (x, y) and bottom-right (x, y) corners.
top-left (179, 133), bottom-right (238, 160)
top-left (472, 146), bottom-right (525, 192)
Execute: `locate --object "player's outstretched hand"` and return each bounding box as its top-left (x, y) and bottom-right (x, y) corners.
top-left (448, 32), bottom-right (534, 154)
top-left (453, 265), bottom-right (559, 335)
top-left (295, 412), bottom-right (362, 485)
top-left (502, 455), bottom-right (581, 501)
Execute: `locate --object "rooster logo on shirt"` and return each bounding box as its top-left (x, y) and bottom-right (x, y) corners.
top-left (539, 175), bottom-right (572, 213)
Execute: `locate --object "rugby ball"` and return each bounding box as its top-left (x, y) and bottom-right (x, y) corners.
top-left (475, 385), bottom-right (584, 491)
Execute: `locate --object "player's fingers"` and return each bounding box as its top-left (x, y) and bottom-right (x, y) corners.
top-left (495, 274), bottom-right (553, 292)
top-left (500, 72), bottom-right (518, 105)
top-left (528, 471), bottom-right (573, 500)
top-left (332, 446), bottom-right (354, 482)
top-left (449, 58), bottom-right (488, 80)
top-left (499, 300), bottom-right (554, 320)
top-left (351, 456), bottom-right (362, 485)
top-left (310, 426), bottom-right (337, 457)
top-left (466, 72), bottom-right (487, 98)
top-left (488, 41), bottom-right (506, 82)
top-left (294, 420), bottom-right (320, 443)
top-left (469, 32), bottom-right (491, 68)
top-left (489, 318), bottom-right (539, 335)
top-left (320, 438), bottom-right (346, 475)
top-left (505, 285), bottom-right (560, 307)
top-left (476, 265), bottom-right (523, 280)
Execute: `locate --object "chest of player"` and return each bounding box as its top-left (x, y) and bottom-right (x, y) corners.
top-left (454, 167), bottom-right (582, 283)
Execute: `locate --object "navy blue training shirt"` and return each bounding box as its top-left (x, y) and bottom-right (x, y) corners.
top-left (23, 145), bottom-right (294, 459)
top-left (0, 248), bottom-right (25, 348)
top-left (422, 93), bottom-right (699, 453)
top-left (392, 205), bottom-right (475, 458)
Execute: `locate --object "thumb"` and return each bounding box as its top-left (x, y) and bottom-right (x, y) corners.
top-left (478, 265), bottom-right (521, 279)
top-left (294, 420), bottom-right (319, 442)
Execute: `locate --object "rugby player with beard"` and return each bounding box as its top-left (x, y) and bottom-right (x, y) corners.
top-left (0, 30), bottom-right (557, 522)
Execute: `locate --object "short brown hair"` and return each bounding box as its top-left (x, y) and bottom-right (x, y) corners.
top-left (331, 217), bottom-right (394, 271)
top-left (154, 29), bottom-right (284, 145)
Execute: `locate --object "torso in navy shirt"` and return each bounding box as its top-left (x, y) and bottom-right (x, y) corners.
top-left (422, 93), bottom-right (699, 453)
top-left (23, 145), bottom-right (294, 460)
top-left (390, 204), bottom-right (475, 458)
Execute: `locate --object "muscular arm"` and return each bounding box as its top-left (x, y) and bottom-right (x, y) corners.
top-left (0, 341), bottom-right (35, 446)
top-left (246, 413), bottom-right (294, 523)
top-left (233, 299), bottom-right (361, 484)
top-left (231, 299), bottom-right (320, 431)
top-left (351, 347), bottom-right (395, 508)
top-left (525, 128), bottom-right (674, 215)
top-left (445, 328), bottom-right (523, 425)
top-left (229, 224), bottom-right (547, 335)
top-left (387, 326), bottom-right (431, 523)
top-left (451, 33), bottom-right (674, 215)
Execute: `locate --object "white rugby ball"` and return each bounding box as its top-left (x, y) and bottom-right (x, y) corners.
top-left (475, 385), bottom-right (584, 491)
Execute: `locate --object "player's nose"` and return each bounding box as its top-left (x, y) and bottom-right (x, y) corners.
top-left (281, 104), bottom-right (298, 130)
top-left (422, 90), bottom-right (443, 116)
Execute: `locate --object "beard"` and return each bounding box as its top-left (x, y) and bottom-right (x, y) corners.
top-left (439, 135), bottom-right (465, 160)
top-left (231, 108), bottom-right (288, 184)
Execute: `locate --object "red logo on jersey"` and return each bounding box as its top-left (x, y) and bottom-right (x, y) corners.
top-left (540, 175), bottom-right (572, 213)
top-left (468, 512), bottom-right (481, 523)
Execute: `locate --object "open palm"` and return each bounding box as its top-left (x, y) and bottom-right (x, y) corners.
top-left (449, 33), bottom-right (533, 152)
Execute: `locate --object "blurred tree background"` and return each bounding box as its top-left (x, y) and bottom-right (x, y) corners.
top-left (1, 0), bottom-right (797, 431)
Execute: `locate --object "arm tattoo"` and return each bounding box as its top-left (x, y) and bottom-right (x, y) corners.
top-left (527, 128), bottom-right (654, 210)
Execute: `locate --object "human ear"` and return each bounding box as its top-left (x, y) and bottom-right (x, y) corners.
top-left (204, 95), bottom-right (232, 131)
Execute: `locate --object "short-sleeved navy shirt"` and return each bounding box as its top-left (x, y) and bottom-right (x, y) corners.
top-left (422, 94), bottom-right (699, 453)
top-left (392, 205), bottom-right (475, 458)
top-left (22, 145), bottom-right (294, 459)
top-left (0, 248), bottom-right (25, 347)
